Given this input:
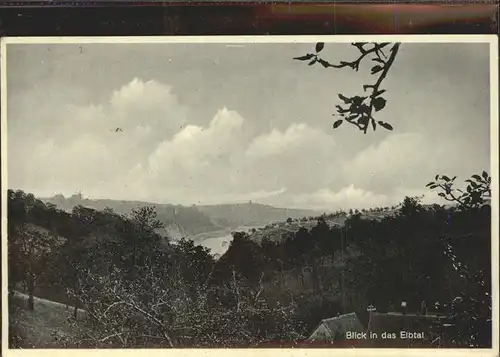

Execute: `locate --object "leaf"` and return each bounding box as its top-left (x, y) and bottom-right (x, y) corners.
top-left (346, 114), bottom-right (358, 121)
top-left (352, 42), bottom-right (367, 51)
top-left (372, 58), bottom-right (385, 64)
top-left (377, 121), bottom-right (393, 131)
top-left (372, 89), bottom-right (386, 98)
top-left (317, 58), bottom-right (330, 68)
top-left (336, 105), bottom-right (349, 114)
top-left (338, 94), bottom-right (351, 104)
top-left (482, 170), bottom-right (489, 180)
top-left (442, 175), bottom-right (450, 182)
top-left (333, 120), bottom-right (343, 129)
top-left (430, 185), bottom-right (438, 189)
top-left (315, 42), bottom-right (325, 53)
top-left (425, 182), bottom-right (435, 188)
top-left (435, 175), bottom-right (440, 180)
top-left (472, 175), bottom-right (482, 181)
top-left (438, 193), bottom-right (445, 197)
top-left (371, 65), bottom-right (383, 74)
top-left (293, 53), bottom-right (315, 61)
top-left (352, 96), bottom-right (364, 106)
top-left (308, 59), bottom-right (317, 66)
top-left (358, 116), bottom-right (369, 126)
top-left (372, 97), bottom-right (386, 111)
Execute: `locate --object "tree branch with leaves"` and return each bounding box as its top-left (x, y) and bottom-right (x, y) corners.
top-left (425, 171), bottom-right (491, 347)
top-left (294, 42), bottom-right (400, 134)
top-left (426, 171), bottom-right (491, 211)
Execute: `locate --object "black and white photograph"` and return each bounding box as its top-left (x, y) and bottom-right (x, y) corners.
top-left (1, 36), bottom-right (498, 352)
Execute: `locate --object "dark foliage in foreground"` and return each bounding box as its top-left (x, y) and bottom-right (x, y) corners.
top-left (7, 170), bottom-right (491, 348)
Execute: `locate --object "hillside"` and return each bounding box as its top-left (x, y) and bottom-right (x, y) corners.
top-left (9, 292), bottom-right (86, 348)
top-left (42, 195), bottom-right (323, 237)
top-left (245, 207), bottom-right (398, 244)
top-left (42, 194), bottom-right (219, 236)
top-left (8, 187), bottom-right (492, 348)
top-left (197, 202), bottom-right (321, 228)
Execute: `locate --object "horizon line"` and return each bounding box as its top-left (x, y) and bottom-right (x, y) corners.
top-left (6, 187), bottom-right (466, 214)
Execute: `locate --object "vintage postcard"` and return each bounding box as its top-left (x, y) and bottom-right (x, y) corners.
top-left (1, 35), bottom-right (498, 357)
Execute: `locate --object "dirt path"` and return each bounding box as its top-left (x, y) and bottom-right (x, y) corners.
top-left (13, 291), bottom-right (86, 314)
top-left (10, 291), bottom-right (87, 348)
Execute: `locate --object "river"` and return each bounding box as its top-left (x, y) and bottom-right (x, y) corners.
top-left (186, 225), bottom-right (262, 256)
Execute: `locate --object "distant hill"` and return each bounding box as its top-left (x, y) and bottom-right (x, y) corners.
top-left (245, 201), bottom-right (478, 245)
top-left (41, 194), bottom-right (220, 237)
top-left (197, 202), bottom-right (321, 228)
top-left (41, 195), bottom-right (322, 237)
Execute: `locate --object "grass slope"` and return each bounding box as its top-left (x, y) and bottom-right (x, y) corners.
top-left (10, 292), bottom-right (86, 348)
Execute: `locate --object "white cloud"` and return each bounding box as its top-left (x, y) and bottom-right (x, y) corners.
top-left (8, 77), bottom-right (487, 211)
top-left (292, 185), bottom-right (390, 211)
top-left (243, 124), bottom-right (339, 193)
top-left (9, 75), bottom-right (336, 206)
top-left (107, 78), bottom-right (188, 136)
top-left (135, 110), bottom-right (340, 203)
top-left (287, 184), bottom-right (452, 212)
top-left (246, 123), bottom-right (335, 159)
top-left (145, 107), bottom-right (247, 191)
top-left (342, 132), bottom-right (478, 195)
top-left (344, 133), bottom-right (428, 190)
top-left (177, 188), bottom-right (288, 206)
top-left (9, 78), bottom-right (189, 197)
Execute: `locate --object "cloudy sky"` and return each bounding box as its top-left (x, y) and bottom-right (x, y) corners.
top-left (5, 40), bottom-right (491, 211)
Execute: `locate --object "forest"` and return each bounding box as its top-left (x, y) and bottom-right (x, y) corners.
top-left (7, 171), bottom-right (492, 348)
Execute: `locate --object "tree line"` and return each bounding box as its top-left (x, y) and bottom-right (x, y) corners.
top-left (7, 171), bottom-right (492, 348)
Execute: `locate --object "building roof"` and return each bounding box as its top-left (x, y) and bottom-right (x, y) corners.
top-left (308, 312), bottom-right (367, 340)
top-left (322, 313), bottom-right (365, 337)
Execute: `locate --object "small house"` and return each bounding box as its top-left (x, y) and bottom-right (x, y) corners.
top-left (308, 311), bottom-right (370, 346)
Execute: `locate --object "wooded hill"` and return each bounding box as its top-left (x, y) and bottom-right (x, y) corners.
top-left (41, 194), bottom-right (320, 237)
top-left (7, 172), bottom-right (492, 348)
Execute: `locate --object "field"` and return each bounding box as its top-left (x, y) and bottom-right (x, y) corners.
top-left (9, 292), bottom-right (86, 348)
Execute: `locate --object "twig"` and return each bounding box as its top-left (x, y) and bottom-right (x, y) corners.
top-left (232, 270), bottom-right (241, 312)
top-left (102, 301), bottom-right (126, 317)
top-left (294, 42), bottom-right (400, 133)
top-left (253, 272), bottom-right (265, 305)
top-left (100, 332), bottom-right (125, 343)
top-left (123, 301), bottom-right (175, 347)
top-left (365, 43), bottom-right (400, 133)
